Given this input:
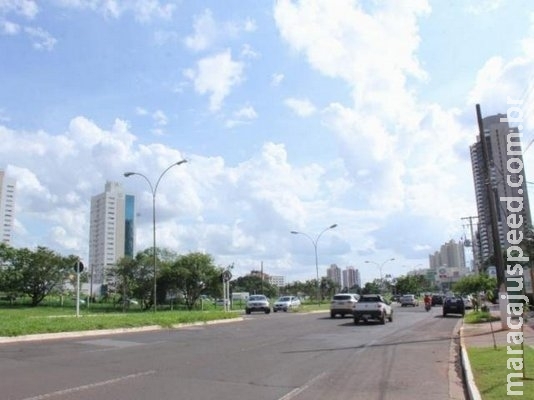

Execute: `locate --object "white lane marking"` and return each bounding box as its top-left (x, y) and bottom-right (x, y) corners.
top-left (278, 372), bottom-right (327, 400)
top-left (20, 370), bottom-right (156, 400)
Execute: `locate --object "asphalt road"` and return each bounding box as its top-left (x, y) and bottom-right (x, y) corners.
top-left (0, 304), bottom-right (465, 400)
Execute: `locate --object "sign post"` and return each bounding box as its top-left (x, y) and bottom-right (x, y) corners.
top-left (74, 261), bottom-right (84, 317)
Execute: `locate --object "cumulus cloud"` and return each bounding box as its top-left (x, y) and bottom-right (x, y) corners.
top-left (184, 49), bottom-right (244, 112)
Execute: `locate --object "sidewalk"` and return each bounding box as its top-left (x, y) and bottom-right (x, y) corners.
top-left (459, 309), bottom-right (534, 400)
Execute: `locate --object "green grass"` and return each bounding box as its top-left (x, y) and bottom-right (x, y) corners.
top-left (467, 346), bottom-right (534, 399)
top-left (464, 310), bottom-right (500, 324)
top-left (0, 306), bottom-right (240, 337)
top-left (0, 298), bottom-right (329, 337)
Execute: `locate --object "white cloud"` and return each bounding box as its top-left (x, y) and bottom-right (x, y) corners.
top-left (51, 0), bottom-right (175, 21)
top-left (284, 97), bottom-right (316, 117)
top-left (271, 73), bottom-right (284, 86)
top-left (1, 20), bottom-right (20, 34)
top-left (0, 0), bottom-right (39, 19)
top-left (184, 8), bottom-right (257, 52)
top-left (184, 8), bottom-right (217, 51)
top-left (24, 26), bottom-right (56, 50)
top-left (152, 109), bottom-right (168, 126)
top-left (186, 49), bottom-right (244, 112)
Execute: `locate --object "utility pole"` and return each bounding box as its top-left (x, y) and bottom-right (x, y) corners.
top-left (461, 215), bottom-right (479, 273)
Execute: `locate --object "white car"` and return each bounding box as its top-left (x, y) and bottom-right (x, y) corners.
top-left (353, 294), bottom-right (393, 325)
top-left (273, 296), bottom-right (301, 312)
top-left (330, 293), bottom-right (359, 318)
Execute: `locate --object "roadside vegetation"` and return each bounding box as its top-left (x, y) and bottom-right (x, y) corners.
top-left (468, 346), bottom-right (534, 400)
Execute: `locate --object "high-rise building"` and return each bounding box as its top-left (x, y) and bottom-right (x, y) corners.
top-left (88, 182), bottom-right (135, 293)
top-left (429, 239), bottom-right (467, 270)
top-left (342, 266), bottom-right (361, 289)
top-left (470, 114), bottom-right (532, 270)
top-left (326, 264), bottom-right (342, 287)
top-left (0, 170), bottom-right (16, 245)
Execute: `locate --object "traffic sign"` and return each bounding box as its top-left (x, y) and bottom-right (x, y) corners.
top-left (74, 261), bottom-right (84, 273)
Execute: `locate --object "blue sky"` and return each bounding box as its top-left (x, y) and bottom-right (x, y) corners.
top-left (1, 0), bottom-right (534, 285)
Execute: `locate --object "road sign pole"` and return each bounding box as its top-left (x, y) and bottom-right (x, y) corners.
top-left (76, 263), bottom-right (80, 317)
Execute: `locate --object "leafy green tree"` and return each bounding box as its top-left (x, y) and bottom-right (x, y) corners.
top-left (231, 275), bottom-right (278, 299)
top-left (161, 252), bottom-right (222, 310)
top-left (362, 281), bottom-right (381, 294)
top-left (1, 245), bottom-right (76, 306)
top-left (0, 243), bottom-right (20, 301)
top-left (395, 275), bottom-right (429, 296)
top-left (108, 253), bottom-right (153, 311)
top-left (453, 274), bottom-right (496, 299)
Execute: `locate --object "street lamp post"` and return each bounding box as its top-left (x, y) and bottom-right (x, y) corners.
top-left (124, 159), bottom-right (187, 312)
top-left (291, 224), bottom-right (337, 306)
top-left (365, 258), bottom-right (395, 292)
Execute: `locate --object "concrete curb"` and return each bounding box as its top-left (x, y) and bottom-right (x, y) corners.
top-left (0, 317), bottom-right (244, 344)
top-left (459, 322), bottom-right (482, 400)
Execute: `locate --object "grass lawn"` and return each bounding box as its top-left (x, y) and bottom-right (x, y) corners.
top-left (467, 345), bottom-right (534, 399)
top-left (0, 306), bottom-right (240, 337)
top-left (0, 300), bottom-right (328, 337)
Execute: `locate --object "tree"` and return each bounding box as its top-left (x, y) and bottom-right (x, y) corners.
top-left (453, 274), bottom-right (496, 300)
top-left (362, 281), bottom-right (381, 294)
top-left (395, 275), bottom-right (430, 296)
top-left (231, 275), bottom-right (278, 299)
top-left (161, 252), bottom-right (221, 310)
top-left (0, 245), bottom-right (76, 306)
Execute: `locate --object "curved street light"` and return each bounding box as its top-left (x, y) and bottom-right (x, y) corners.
top-left (124, 159), bottom-right (187, 312)
top-left (291, 224), bottom-right (338, 306)
top-left (365, 257), bottom-right (395, 292)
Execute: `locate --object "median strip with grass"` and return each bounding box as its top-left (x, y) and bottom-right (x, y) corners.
top-left (0, 307), bottom-right (241, 337)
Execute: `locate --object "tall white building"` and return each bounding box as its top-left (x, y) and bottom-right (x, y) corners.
top-left (0, 170), bottom-right (16, 245)
top-left (88, 182), bottom-right (135, 294)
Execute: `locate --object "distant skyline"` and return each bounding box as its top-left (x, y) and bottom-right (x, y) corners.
top-left (1, 1), bottom-right (534, 284)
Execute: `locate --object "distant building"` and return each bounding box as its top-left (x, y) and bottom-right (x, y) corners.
top-left (88, 182), bottom-right (135, 294)
top-left (429, 239), bottom-right (467, 271)
top-left (326, 264), bottom-right (342, 287)
top-left (0, 170), bottom-right (16, 245)
top-left (342, 266), bottom-right (361, 289)
top-left (429, 239), bottom-right (469, 289)
top-left (269, 275), bottom-right (285, 287)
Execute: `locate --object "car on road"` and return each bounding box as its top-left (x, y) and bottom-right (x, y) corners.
top-left (245, 294), bottom-right (271, 314)
top-left (400, 294), bottom-right (419, 307)
top-left (431, 294), bottom-right (444, 306)
top-left (353, 294), bottom-right (393, 325)
top-left (330, 293), bottom-right (359, 318)
top-left (443, 296), bottom-right (465, 317)
top-left (273, 295), bottom-right (301, 312)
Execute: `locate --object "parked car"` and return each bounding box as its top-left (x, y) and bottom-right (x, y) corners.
top-left (215, 298), bottom-right (230, 307)
top-left (443, 296), bottom-right (465, 317)
top-left (273, 296), bottom-right (301, 312)
top-left (431, 294), bottom-right (444, 306)
top-left (330, 293), bottom-right (359, 318)
top-left (400, 294), bottom-right (419, 307)
top-left (462, 295), bottom-right (473, 309)
top-left (353, 294), bottom-right (393, 325)
top-left (245, 295), bottom-right (271, 314)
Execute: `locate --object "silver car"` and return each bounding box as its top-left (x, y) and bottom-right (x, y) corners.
top-left (273, 296), bottom-right (301, 312)
top-left (245, 294), bottom-right (271, 314)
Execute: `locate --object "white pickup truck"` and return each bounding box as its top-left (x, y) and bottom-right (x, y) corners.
top-left (352, 294), bottom-right (393, 325)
